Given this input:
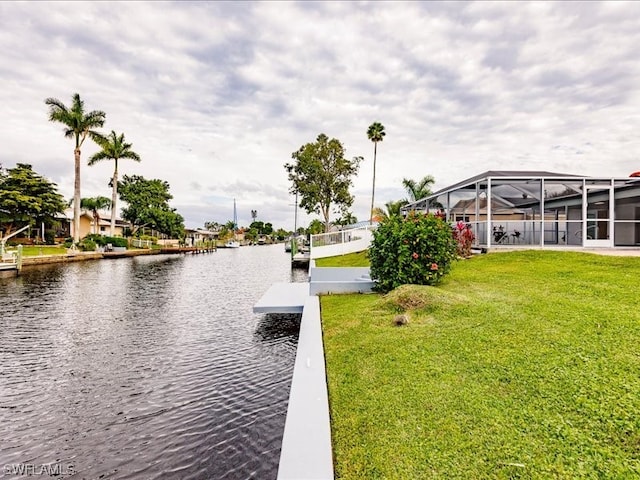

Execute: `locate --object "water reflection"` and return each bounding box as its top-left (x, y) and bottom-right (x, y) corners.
top-left (0, 245), bottom-right (305, 479)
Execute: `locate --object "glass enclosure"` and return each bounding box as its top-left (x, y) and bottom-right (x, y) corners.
top-left (406, 174), bottom-right (640, 248)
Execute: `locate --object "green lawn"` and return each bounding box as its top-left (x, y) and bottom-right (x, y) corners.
top-left (315, 250), bottom-right (370, 267)
top-left (6, 245), bottom-right (68, 256)
top-left (321, 250), bottom-right (640, 479)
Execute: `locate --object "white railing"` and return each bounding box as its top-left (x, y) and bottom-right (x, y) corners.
top-left (131, 238), bottom-right (153, 248)
top-left (310, 225), bottom-right (376, 259)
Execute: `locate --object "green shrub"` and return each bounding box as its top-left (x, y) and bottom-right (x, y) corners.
top-left (100, 236), bottom-right (128, 248)
top-left (63, 237), bottom-right (73, 248)
top-left (84, 233), bottom-right (106, 246)
top-left (80, 234), bottom-right (128, 248)
top-left (78, 239), bottom-right (97, 251)
top-left (368, 212), bottom-right (457, 293)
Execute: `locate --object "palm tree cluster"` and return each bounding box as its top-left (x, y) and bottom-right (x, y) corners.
top-left (45, 93), bottom-right (140, 242)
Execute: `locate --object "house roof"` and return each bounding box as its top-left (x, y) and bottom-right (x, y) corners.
top-left (429, 170), bottom-right (583, 198)
top-left (59, 208), bottom-right (128, 225)
top-left (59, 208), bottom-right (93, 220)
top-left (97, 218), bottom-right (129, 227)
top-left (184, 228), bottom-right (218, 236)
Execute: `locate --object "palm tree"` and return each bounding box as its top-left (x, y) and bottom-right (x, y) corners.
top-left (80, 196), bottom-right (111, 234)
top-left (45, 93), bottom-right (106, 244)
top-left (402, 175), bottom-right (436, 202)
top-left (334, 211), bottom-right (358, 227)
top-left (367, 122), bottom-right (386, 224)
top-left (88, 131), bottom-right (141, 236)
top-left (372, 199), bottom-right (408, 222)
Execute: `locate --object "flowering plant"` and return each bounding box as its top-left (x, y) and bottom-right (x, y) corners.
top-left (453, 221), bottom-right (475, 258)
top-left (369, 212), bottom-right (457, 293)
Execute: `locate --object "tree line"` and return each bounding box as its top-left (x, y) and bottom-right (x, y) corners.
top-left (3, 96), bottom-right (439, 244)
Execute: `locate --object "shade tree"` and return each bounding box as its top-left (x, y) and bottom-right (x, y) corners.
top-left (0, 163), bottom-right (67, 237)
top-left (117, 174), bottom-right (184, 238)
top-left (285, 133), bottom-right (362, 233)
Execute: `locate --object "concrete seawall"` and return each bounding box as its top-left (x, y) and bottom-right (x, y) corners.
top-left (255, 264), bottom-right (375, 480)
top-left (277, 296), bottom-right (334, 480)
top-left (22, 252), bottom-right (104, 266)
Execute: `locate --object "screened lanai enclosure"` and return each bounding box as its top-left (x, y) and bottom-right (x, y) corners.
top-left (402, 171), bottom-right (640, 249)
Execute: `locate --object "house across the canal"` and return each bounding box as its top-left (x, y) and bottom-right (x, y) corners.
top-left (402, 170), bottom-right (640, 249)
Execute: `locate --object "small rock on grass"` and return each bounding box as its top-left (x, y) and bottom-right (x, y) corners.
top-left (394, 314), bottom-right (409, 326)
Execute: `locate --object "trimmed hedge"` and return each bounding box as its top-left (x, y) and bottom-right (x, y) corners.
top-left (83, 234), bottom-right (128, 248)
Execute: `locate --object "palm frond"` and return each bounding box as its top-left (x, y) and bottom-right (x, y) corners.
top-left (88, 130), bottom-right (106, 144)
top-left (121, 151), bottom-right (141, 161)
top-left (84, 110), bottom-right (107, 128)
top-left (87, 130), bottom-right (141, 164)
top-left (367, 121), bottom-right (386, 142)
top-left (87, 150), bottom-right (110, 165)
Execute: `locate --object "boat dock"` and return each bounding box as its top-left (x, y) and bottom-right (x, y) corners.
top-left (0, 262), bottom-right (19, 277)
top-left (0, 245), bottom-right (22, 277)
top-left (291, 252), bottom-right (310, 268)
top-left (253, 282), bottom-right (309, 314)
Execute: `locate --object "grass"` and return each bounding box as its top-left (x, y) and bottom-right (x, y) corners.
top-left (321, 250), bottom-right (640, 479)
top-left (315, 250), bottom-right (370, 267)
top-left (6, 245), bottom-right (68, 256)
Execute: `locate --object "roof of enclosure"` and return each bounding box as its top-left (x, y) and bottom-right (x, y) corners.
top-left (402, 170), bottom-right (640, 211)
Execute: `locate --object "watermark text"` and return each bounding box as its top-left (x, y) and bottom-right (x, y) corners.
top-left (3, 463), bottom-right (75, 477)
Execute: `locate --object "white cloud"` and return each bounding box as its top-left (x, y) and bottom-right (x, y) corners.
top-left (1, 1), bottom-right (639, 229)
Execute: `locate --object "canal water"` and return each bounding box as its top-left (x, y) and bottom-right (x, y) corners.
top-left (0, 244), bottom-right (306, 479)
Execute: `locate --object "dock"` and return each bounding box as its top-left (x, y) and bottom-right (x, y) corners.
top-left (291, 252), bottom-right (310, 268)
top-left (0, 262), bottom-right (19, 277)
top-left (0, 245), bottom-right (22, 277)
top-left (252, 282), bottom-right (309, 314)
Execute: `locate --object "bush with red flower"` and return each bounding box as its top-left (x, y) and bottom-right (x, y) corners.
top-left (453, 221), bottom-right (475, 258)
top-left (368, 211), bottom-right (457, 293)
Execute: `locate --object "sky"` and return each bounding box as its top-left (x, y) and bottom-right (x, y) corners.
top-left (1, 1), bottom-right (639, 231)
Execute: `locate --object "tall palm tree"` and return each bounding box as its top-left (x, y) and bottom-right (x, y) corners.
top-left (88, 131), bottom-right (141, 236)
top-left (402, 175), bottom-right (436, 202)
top-left (367, 122), bottom-right (386, 225)
top-left (81, 196), bottom-right (112, 234)
top-left (45, 93), bottom-right (106, 243)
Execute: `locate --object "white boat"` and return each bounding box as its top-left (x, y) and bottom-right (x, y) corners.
top-left (225, 240), bottom-right (240, 248)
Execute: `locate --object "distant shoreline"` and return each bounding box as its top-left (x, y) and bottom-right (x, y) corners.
top-left (20, 247), bottom-right (217, 268)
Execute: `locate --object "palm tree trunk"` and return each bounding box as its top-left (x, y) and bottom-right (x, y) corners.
top-left (73, 148), bottom-right (81, 244)
top-left (111, 160), bottom-right (118, 236)
top-left (370, 141), bottom-right (377, 225)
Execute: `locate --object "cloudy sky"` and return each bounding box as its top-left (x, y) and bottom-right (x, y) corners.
top-left (1, 1), bottom-right (639, 230)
